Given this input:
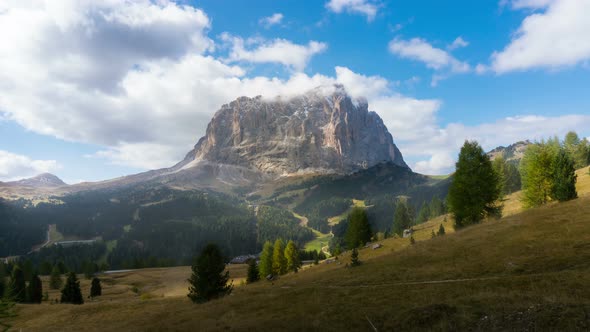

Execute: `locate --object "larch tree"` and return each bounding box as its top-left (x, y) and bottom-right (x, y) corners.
top-left (284, 240), bottom-right (301, 273)
top-left (272, 239), bottom-right (287, 275)
top-left (520, 142), bottom-right (558, 208)
top-left (448, 140), bottom-right (501, 228)
top-left (187, 244), bottom-right (232, 303)
top-left (258, 241), bottom-right (273, 279)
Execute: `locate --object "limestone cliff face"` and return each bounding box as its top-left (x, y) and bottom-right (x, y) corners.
top-left (181, 86), bottom-right (408, 175)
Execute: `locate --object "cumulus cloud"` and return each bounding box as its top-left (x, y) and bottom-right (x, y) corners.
top-left (0, 150), bottom-right (61, 181)
top-left (408, 114), bottom-right (590, 174)
top-left (222, 34), bottom-right (327, 71)
top-left (492, 0), bottom-right (590, 73)
top-left (325, 0), bottom-right (379, 21)
top-left (259, 13), bottom-right (283, 28)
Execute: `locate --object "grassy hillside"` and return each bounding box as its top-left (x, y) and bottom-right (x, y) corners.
top-left (8, 170), bottom-right (590, 331)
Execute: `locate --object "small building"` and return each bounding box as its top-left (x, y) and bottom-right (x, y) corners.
top-left (403, 228), bottom-right (414, 238)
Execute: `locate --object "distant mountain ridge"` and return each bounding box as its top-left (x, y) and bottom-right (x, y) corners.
top-left (7, 173), bottom-right (66, 188)
top-left (487, 140), bottom-right (532, 163)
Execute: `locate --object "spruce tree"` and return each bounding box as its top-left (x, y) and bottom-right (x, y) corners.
top-left (187, 244), bottom-right (232, 303)
top-left (393, 199), bottom-right (412, 236)
top-left (344, 207), bottom-right (371, 249)
top-left (350, 248), bottom-right (360, 267)
top-left (90, 277), bottom-right (102, 297)
top-left (246, 259), bottom-right (259, 283)
top-left (284, 240), bottom-right (301, 273)
top-left (437, 224), bottom-right (446, 236)
top-left (61, 272), bottom-right (84, 304)
top-left (550, 149), bottom-right (578, 202)
top-left (26, 274), bottom-right (42, 303)
top-left (410, 236), bottom-right (416, 245)
top-left (8, 265), bottom-right (26, 303)
top-left (448, 140), bottom-right (501, 228)
top-left (272, 239), bottom-right (287, 275)
top-left (258, 241), bottom-right (273, 279)
top-left (431, 230), bottom-right (436, 238)
top-left (49, 265), bottom-right (63, 290)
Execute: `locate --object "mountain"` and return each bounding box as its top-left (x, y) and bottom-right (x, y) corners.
top-left (7, 173), bottom-right (67, 188)
top-left (487, 140), bottom-right (531, 163)
top-left (177, 85), bottom-right (407, 176)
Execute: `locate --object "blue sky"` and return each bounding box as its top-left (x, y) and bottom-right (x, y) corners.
top-left (0, 0), bottom-right (589, 183)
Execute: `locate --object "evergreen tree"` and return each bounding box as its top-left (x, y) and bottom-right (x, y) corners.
top-left (521, 142), bottom-right (559, 207)
top-left (60, 272), bottom-right (83, 304)
top-left (431, 230), bottom-right (436, 238)
top-left (416, 203), bottom-right (431, 224)
top-left (437, 224), bottom-right (446, 236)
top-left (272, 239), bottom-right (287, 275)
top-left (0, 298), bottom-right (15, 331)
top-left (448, 140), bottom-right (501, 228)
top-left (49, 265), bottom-right (63, 290)
top-left (550, 149), bottom-right (578, 202)
top-left (90, 277), bottom-right (102, 297)
top-left (39, 261), bottom-right (52, 276)
top-left (492, 155), bottom-right (508, 197)
top-left (410, 236), bottom-right (416, 245)
top-left (258, 241), bottom-right (273, 279)
top-left (187, 244), bottom-right (232, 303)
top-left (350, 248), bottom-right (360, 267)
top-left (392, 199), bottom-right (412, 236)
top-left (504, 162), bottom-right (522, 194)
top-left (26, 274), bottom-right (42, 303)
top-left (284, 240), bottom-right (301, 273)
top-left (8, 265), bottom-right (26, 303)
top-left (22, 259), bottom-right (33, 282)
top-left (246, 259), bottom-right (259, 283)
top-left (564, 131), bottom-right (589, 169)
top-left (429, 196), bottom-right (446, 218)
top-left (345, 208), bottom-right (372, 249)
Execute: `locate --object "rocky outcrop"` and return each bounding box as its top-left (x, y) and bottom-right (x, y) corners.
top-left (179, 85), bottom-right (407, 176)
top-left (487, 140), bottom-right (531, 163)
top-left (9, 173), bottom-right (67, 188)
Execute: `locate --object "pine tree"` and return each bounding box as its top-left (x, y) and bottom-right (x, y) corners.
top-left (272, 239), bottom-right (287, 275)
top-left (284, 240), bottom-right (301, 273)
top-left (90, 277), bottom-right (102, 297)
top-left (39, 261), bottom-right (52, 276)
top-left (410, 236), bottom-right (416, 245)
top-left (416, 203), bottom-right (431, 224)
top-left (0, 298), bottom-right (15, 330)
top-left (344, 207), bottom-right (372, 249)
top-left (431, 230), bottom-right (436, 238)
top-left (60, 272), bottom-right (84, 304)
top-left (26, 274), bottom-right (42, 303)
top-left (550, 149), bottom-right (578, 202)
top-left (22, 260), bottom-right (33, 282)
top-left (246, 259), bottom-right (259, 283)
top-left (258, 241), bottom-right (273, 279)
top-left (8, 265), bottom-right (26, 303)
top-left (437, 224), bottom-right (446, 236)
top-left (393, 199), bottom-right (412, 236)
top-left (49, 265), bottom-right (63, 290)
top-left (350, 248), bottom-right (360, 267)
top-left (187, 244), bottom-right (232, 303)
top-left (448, 140), bottom-right (501, 228)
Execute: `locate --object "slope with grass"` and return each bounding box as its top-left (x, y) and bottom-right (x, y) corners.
top-left (8, 176), bottom-right (590, 331)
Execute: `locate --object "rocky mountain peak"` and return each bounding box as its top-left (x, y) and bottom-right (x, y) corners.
top-left (12, 173), bottom-right (67, 188)
top-left (179, 85), bottom-right (407, 176)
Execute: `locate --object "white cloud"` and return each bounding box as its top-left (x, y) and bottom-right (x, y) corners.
top-left (222, 34), bottom-right (327, 71)
top-left (0, 150), bottom-right (61, 181)
top-left (407, 114), bottom-right (590, 174)
top-left (448, 36), bottom-right (469, 50)
top-left (492, 0), bottom-right (590, 73)
top-left (389, 37), bottom-right (470, 85)
top-left (259, 13), bottom-right (283, 28)
top-left (325, 0), bottom-right (379, 21)
top-left (508, 0), bottom-right (556, 9)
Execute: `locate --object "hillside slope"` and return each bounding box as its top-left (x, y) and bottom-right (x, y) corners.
top-left (8, 171), bottom-right (590, 331)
